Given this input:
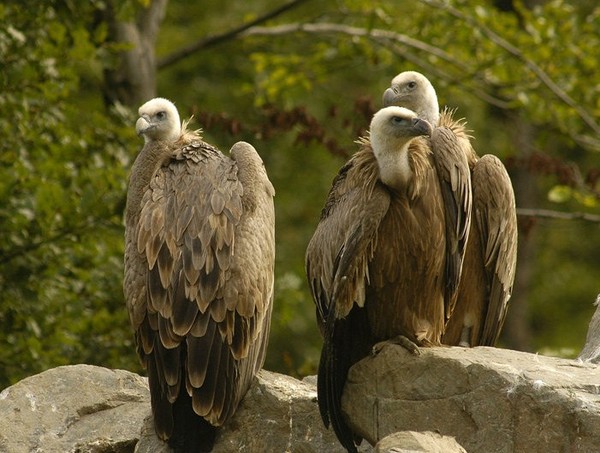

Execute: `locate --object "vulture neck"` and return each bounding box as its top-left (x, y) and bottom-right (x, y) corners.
top-left (125, 140), bottom-right (177, 222)
top-left (371, 138), bottom-right (413, 191)
top-left (416, 93), bottom-right (440, 127)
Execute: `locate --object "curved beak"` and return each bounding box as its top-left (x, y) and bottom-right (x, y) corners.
top-left (135, 115), bottom-right (153, 137)
top-left (412, 118), bottom-right (432, 137)
top-left (382, 87), bottom-right (400, 107)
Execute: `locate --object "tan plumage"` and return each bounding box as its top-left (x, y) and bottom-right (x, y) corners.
top-left (124, 98), bottom-right (275, 452)
top-left (383, 70), bottom-right (518, 347)
top-left (306, 106), bottom-right (469, 452)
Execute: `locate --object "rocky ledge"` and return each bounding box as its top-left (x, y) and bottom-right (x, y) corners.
top-left (1, 340), bottom-right (599, 452)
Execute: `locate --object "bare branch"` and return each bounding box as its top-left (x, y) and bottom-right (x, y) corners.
top-left (157, 0), bottom-right (310, 69)
top-left (517, 208), bottom-right (600, 223)
top-left (244, 22), bottom-right (461, 67)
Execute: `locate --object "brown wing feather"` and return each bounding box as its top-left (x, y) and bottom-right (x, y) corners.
top-left (429, 124), bottom-right (473, 319)
top-left (473, 154), bottom-right (517, 345)
top-left (330, 186), bottom-right (391, 315)
top-left (305, 147), bottom-right (386, 331)
top-left (443, 154), bottom-right (517, 346)
top-left (306, 145), bottom-right (389, 453)
top-left (126, 137), bottom-right (274, 444)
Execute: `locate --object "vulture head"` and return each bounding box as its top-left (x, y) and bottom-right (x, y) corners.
top-left (382, 71), bottom-right (440, 126)
top-left (136, 97), bottom-right (181, 144)
top-left (370, 106), bottom-right (432, 189)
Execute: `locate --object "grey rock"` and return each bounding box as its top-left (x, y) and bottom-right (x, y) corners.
top-left (578, 294), bottom-right (600, 364)
top-left (3, 345), bottom-right (599, 453)
top-left (374, 431), bottom-right (466, 453)
top-left (0, 364), bottom-right (149, 453)
top-left (0, 363), bottom-right (362, 453)
top-left (342, 344), bottom-right (600, 453)
top-left (134, 370), bottom-right (371, 453)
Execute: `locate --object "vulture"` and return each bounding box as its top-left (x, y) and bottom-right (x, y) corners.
top-left (383, 70), bottom-right (518, 347)
top-left (124, 98), bottom-right (275, 452)
top-left (306, 106), bottom-right (471, 453)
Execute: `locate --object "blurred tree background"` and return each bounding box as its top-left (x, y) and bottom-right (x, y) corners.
top-left (0, 0), bottom-right (598, 387)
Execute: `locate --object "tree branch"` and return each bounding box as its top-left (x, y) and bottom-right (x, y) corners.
top-left (244, 14), bottom-right (600, 150)
top-left (517, 208), bottom-right (600, 223)
top-left (244, 22), bottom-right (461, 68)
top-left (419, 0), bottom-right (600, 138)
top-left (244, 22), bottom-right (516, 110)
top-left (157, 0), bottom-right (310, 69)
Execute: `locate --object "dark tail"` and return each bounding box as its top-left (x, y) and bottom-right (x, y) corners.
top-left (318, 306), bottom-right (373, 453)
top-left (168, 385), bottom-right (217, 453)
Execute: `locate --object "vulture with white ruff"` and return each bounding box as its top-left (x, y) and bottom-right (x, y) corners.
top-left (124, 98), bottom-right (275, 452)
top-left (306, 106), bottom-right (471, 452)
top-left (383, 70), bottom-right (518, 347)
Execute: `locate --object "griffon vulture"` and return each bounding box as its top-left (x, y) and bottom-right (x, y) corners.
top-left (124, 98), bottom-right (275, 452)
top-left (383, 70), bottom-right (518, 347)
top-left (306, 106), bottom-right (470, 453)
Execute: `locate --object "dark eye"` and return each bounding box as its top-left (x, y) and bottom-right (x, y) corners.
top-left (392, 116), bottom-right (408, 125)
top-left (407, 81), bottom-right (417, 89)
top-left (156, 111), bottom-right (166, 120)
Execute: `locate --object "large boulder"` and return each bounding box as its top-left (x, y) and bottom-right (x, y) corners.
top-left (2, 343), bottom-right (599, 452)
top-left (0, 364), bottom-right (359, 453)
top-left (0, 365), bottom-right (149, 453)
top-left (374, 431), bottom-right (466, 453)
top-left (343, 344), bottom-right (600, 453)
top-left (134, 372), bottom-right (365, 453)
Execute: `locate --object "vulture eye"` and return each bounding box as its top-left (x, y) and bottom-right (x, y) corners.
top-left (156, 111), bottom-right (166, 120)
top-left (407, 81), bottom-right (417, 89)
top-left (392, 116), bottom-right (409, 125)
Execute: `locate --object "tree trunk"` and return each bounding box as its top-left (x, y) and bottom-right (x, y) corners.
top-left (102, 0), bottom-right (168, 107)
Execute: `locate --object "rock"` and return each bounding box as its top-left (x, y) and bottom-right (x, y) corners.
top-left (213, 371), bottom-right (357, 452)
top-left (342, 344), bottom-right (600, 453)
top-left (578, 294), bottom-right (600, 363)
top-left (0, 364), bottom-right (149, 453)
top-left (3, 346), bottom-right (599, 453)
top-left (0, 364), bottom-right (366, 453)
top-left (135, 370), bottom-right (372, 453)
top-left (374, 431), bottom-right (466, 453)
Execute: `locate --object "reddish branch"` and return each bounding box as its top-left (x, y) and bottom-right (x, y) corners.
top-left (506, 153), bottom-right (599, 198)
top-left (191, 98), bottom-right (376, 159)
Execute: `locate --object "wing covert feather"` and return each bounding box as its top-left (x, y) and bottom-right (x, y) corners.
top-left (126, 138), bottom-right (274, 433)
top-left (305, 149), bottom-right (388, 328)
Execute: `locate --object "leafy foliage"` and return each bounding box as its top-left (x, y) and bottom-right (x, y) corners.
top-left (0, 2), bottom-right (141, 384)
top-left (0, 0), bottom-right (598, 387)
